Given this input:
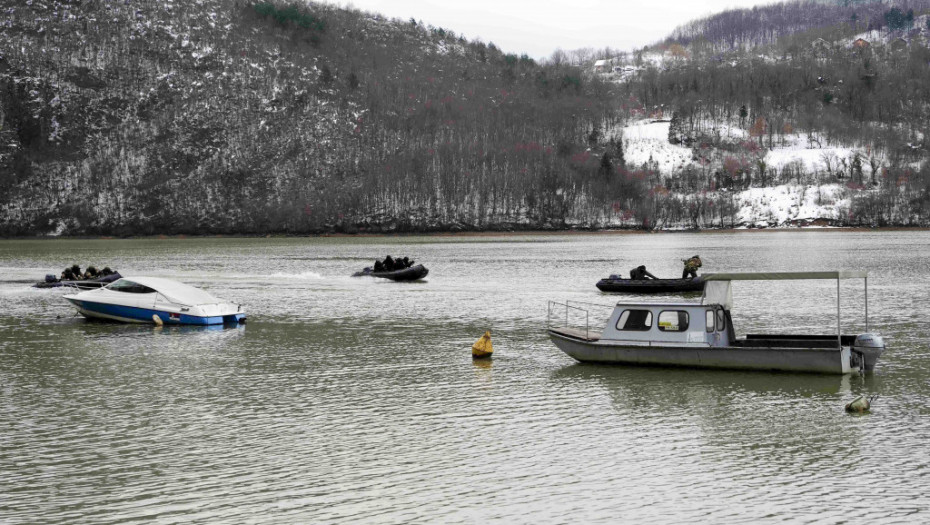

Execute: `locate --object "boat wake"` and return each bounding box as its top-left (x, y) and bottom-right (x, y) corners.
top-left (268, 271), bottom-right (324, 280)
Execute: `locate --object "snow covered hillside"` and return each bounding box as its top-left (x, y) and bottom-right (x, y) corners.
top-left (613, 118), bottom-right (925, 228)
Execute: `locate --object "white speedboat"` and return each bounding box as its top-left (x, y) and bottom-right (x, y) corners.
top-left (548, 271), bottom-right (884, 374)
top-left (64, 277), bottom-right (246, 325)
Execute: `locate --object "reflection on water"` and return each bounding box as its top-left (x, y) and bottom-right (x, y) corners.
top-left (551, 362), bottom-right (857, 397)
top-left (1, 231), bottom-right (930, 523)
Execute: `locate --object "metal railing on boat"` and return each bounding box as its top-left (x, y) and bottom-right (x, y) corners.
top-left (547, 300), bottom-right (612, 340)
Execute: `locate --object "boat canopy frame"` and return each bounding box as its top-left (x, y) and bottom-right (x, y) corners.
top-left (700, 271), bottom-right (870, 348)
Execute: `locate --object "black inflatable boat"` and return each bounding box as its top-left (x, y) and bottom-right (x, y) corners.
top-left (352, 264), bottom-right (429, 282)
top-left (596, 275), bottom-right (705, 293)
top-left (34, 272), bottom-right (123, 289)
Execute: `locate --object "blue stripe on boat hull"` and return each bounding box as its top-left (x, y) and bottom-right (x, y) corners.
top-left (68, 299), bottom-right (246, 325)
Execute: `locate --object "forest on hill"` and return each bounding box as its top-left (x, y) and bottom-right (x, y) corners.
top-left (1, 0), bottom-right (929, 235)
top-left (581, 0), bottom-right (930, 228)
top-left (0, 0), bottom-right (622, 235)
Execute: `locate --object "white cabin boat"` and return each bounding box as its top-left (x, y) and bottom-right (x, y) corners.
top-left (548, 271), bottom-right (883, 374)
top-left (64, 277), bottom-right (246, 325)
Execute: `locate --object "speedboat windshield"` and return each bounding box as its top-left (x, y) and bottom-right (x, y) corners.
top-left (133, 277), bottom-right (222, 305)
top-left (106, 279), bottom-right (156, 294)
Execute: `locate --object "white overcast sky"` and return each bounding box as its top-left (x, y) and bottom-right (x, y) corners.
top-left (327, 0), bottom-right (778, 59)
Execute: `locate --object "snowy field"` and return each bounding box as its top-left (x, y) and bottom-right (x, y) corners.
top-left (733, 184), bottom-right (850, 227)
top-left (621, 120), bottom-right (693, 173)
top-left (615, 119), bottom-right (877, 227)
top-left (620, 119), bottom-right (861, 177)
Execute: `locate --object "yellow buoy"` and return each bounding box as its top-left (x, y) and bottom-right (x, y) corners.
top-left (152, 314), bottom-right (164, 326)
top-left (472, 331), bottom-right (493, 359)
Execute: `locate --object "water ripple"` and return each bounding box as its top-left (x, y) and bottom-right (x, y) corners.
top-left (2, 232), bottom-right (930, 523)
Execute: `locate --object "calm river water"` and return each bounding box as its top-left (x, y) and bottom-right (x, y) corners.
top-left (2, 231), bottom-right (929, 523)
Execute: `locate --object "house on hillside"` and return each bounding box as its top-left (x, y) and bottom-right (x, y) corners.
top-left (811, 38), bottom-right (831, 58)
top-left (593, 59), bottom-right (609, 73)
top-left (890, 37), bottom-right (908, 51)
top-left (852, 38), bottom-right (870, 49)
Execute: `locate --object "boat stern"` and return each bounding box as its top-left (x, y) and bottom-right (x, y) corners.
top-left (223, 312), bottom-right (247, 324)
top-left (178, 303), bottom-right (246, 325)
top-left (852, 333), bottom-right (885, 371)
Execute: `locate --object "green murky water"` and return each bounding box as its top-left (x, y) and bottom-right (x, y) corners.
top-left (2, 231), bottom-right (929, 523)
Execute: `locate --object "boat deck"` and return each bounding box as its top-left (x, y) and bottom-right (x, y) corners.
top-left (550, 327), bottom-right (600, 342)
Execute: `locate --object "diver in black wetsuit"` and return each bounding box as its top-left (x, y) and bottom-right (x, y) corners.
top-left (384, 255), bottom-right (395, 271)
top-left (629, 265), bottom-right (657, 280)
top-left (374, 260), bottom-right (384, 272)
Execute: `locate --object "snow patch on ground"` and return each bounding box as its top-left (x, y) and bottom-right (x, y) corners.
top-left (47, 220), bottom-right (67, 237)
top-left (764, 139), bottom-right (855, 174)
top-left (618, 119), bottom-right (870, 179)
top-left (733, 184), bottom-right (850, 226)
top-left (621, 120), bottom-right (692, 172)
top-left (701, 121), bottom-right (749, 143)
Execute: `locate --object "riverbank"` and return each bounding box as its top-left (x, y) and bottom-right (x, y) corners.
top-left (3, 225), bottom-right (929, 241)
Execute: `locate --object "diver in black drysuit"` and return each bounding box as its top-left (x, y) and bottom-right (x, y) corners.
top-left (629, 265), bottom-right (657, 280)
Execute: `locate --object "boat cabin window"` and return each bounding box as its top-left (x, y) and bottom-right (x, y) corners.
top-left (705, 310), bottom-right (715, 333)
top-left (716, 310), bottom-right (726, 331)
top-left (616, 309), bottom-right (653, 331)
top-left (107, 280), bottom-right (156, 294)
top-left (658, 310), bottom-right (689, 332)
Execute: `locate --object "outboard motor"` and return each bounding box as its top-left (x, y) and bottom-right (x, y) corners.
top-left (852, 333), bottom-right (885, 371)
top-left (45, 274), bottom-right (57, 283)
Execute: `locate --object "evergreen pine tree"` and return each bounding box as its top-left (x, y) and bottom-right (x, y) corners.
top-left (668, 111), bottom-right (683, 144)
top-left (608, 136), bottom-right (625, 171)
top-left (884, 8), bottom-right (907, 31)
top-left (852, 153), bottom-right (863, 185)
top-left (599, 152), bottom-right (613, 180)
top-left (319, 64), bottom-right (333, 84)
top-left (587, 125), bottom-right (600, 146)
top-left (616, 138), bottom-right (625, 170)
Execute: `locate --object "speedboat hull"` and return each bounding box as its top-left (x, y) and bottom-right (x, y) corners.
top-left (63, 276), bottom-right (246, 326)
top-left (66, 297), bottom-right (245, 325)
top-left (549, 329), bottom-right (857, 374)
